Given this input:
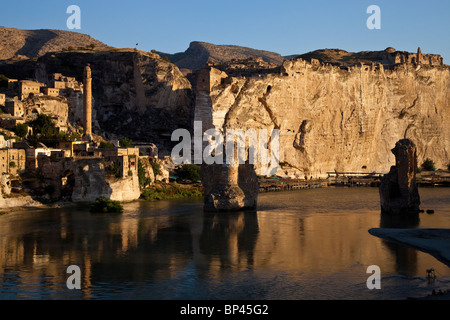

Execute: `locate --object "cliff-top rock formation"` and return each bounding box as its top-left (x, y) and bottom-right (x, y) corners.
top-left (294, 47), bottom-right (444, 67)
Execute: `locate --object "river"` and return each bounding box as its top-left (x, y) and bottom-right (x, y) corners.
top-left (0, 187), bottom-right (449, 300)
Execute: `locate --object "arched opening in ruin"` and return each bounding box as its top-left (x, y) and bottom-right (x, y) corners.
top-left (61, 170), bottom-right (75, 200)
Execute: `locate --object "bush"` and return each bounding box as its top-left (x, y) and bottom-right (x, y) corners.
top-left (119, 137), bottom-right (133, 148)
top-left (138, 159), bottom-right (151, 188)
top-left (99, 141), bottom-right (115, 149)
top-left (140, 186), bottom-right (202, 201)
top-left (0, 74), bottom-right (8, 88)
top-left (15, 123), bottom-right (28, 138)
top-left (90, 197), bottom-right (123, 213)
top-left (150, 161), bottom-right (161, 177)
top-left (422, 158), bottom-right (436, 171)
top-left (175, 164), bottom-right (201, 181)
top-left (109, 163), bottom-right (121, 178)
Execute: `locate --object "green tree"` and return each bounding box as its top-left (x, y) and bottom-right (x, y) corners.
top-left (0, 74), bottom-right (8, 88)
top-left (119, 137), bottom-right (133, 148)
top-left (150, 161), bottom-right (161, 177)
top-left (90, 197), bottom-right (123, 213)
top-left (138, 159), bottom-right (151, 188)
top-left (422, 158), bottom-right (436, 171)
top-left (29, 114), bottom-right (57, 138)
top-left (99, 141), bottom-right (115, 149)
top-left (15, 123), bottom-right (29, 138)
top-left (175, 164), bottom-right (201, 181)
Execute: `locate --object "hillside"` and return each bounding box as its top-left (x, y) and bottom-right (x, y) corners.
top-left (159, 41), bottom-right (285, 71)
top-left (0, 26), bottom-right (110, 61)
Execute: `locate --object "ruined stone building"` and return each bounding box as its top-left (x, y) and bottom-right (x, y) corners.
top-left (100, 147), bottom-right (139, 178)
top-left (41, 87), bottom-right (60, 97)
top-left (18, 80), bottom-right (44, 100)
top-left (5, 98), bottom-right (24, 117)
top-left (50, 73), bottom-right (80, 90)
top-left (0, 148), bottom-right (26, 176)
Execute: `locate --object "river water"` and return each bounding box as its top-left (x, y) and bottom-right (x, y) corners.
top-left (0, 187), bottom-right (449, 300)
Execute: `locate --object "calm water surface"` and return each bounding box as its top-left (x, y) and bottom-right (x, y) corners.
top-left (0, 187), bottom-right (449, 300)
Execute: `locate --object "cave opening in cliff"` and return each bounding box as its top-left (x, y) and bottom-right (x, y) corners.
top-left (61, 170), bottom-right (75, 200)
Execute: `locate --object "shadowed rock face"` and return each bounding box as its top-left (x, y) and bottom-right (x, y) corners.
top-left (379, 139), bottom-right (421, 215)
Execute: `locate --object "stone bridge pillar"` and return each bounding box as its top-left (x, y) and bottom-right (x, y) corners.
top-left (379, 139), bottom-right (421, 215)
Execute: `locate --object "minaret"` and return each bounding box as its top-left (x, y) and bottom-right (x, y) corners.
top-left (83, 64), bottom-right (93, 141)
top-left (416, 47), bottom-right (422, 65)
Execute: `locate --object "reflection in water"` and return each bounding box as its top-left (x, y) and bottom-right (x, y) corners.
top-left (0, 188), bottom-right (449, 299)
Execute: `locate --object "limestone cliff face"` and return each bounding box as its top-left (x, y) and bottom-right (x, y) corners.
top-left (197, 60), bottom-right (450, 178)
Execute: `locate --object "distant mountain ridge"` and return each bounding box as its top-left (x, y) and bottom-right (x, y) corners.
top-left (158, 41), bottom-right (286, 71)
top-left (0, 26), bottom-right (110, 61)
top-left (0, 27), bottom-right (444, 70)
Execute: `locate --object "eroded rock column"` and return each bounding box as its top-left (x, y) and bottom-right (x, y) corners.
top-left (379, 139), bottom-right (421, 215)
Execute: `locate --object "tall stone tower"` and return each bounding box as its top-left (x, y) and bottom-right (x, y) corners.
top-left (83, 64), bottom-right (93, 141)
top-left (416, 47), bottom-right (422, 65)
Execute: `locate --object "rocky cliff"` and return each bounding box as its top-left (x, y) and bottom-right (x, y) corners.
top-left (0, 49), bottom-right (194, 153)
top-left (22, 157), bottom-right (140, 203)
top-left (196, 59), bottom-right (450, 178)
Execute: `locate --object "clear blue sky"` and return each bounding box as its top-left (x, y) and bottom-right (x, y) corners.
top-left (1, 0), bottom-right (449, 63)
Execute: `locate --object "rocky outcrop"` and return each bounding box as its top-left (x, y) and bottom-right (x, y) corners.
top-left (23, 157), bottom-right (140, 203)
top-left (294, 47), bottom-right (444, 67)
top-left (195, 58), bottom-right (450, 178)
top-left (24, 95), bottom-right (69, 124)
top-left (379, 139), bottom-right (421, 215)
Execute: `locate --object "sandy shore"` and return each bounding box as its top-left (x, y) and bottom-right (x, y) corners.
top-left (369, 227), bottom-right (450, 300)
top-left (368, 228), bottom-right (450, 268)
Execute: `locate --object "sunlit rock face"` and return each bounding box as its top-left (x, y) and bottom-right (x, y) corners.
top-left (196, 59), bottom-right (450, 179)
top-left (379, 139), bottom-right (421, 215)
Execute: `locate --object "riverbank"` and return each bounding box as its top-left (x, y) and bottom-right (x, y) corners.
top-left (368, 228), bottom-right (450, 268)
top-left (140, 182), bottom-right (203, 201)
